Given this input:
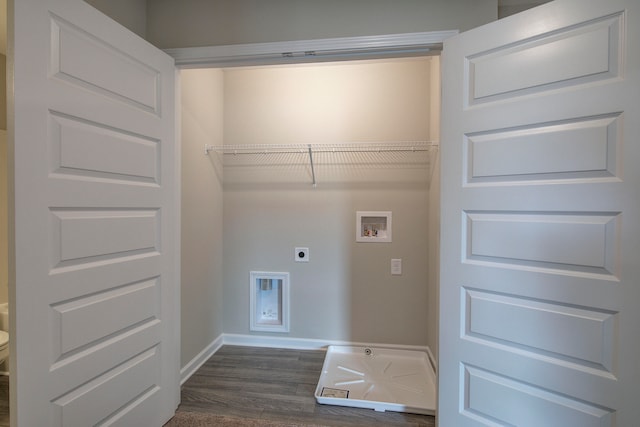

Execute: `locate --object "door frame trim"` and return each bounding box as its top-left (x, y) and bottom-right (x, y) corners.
top-left (165, 31), bottom-right (457, 68)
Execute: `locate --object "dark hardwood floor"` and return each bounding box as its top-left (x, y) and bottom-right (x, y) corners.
top-left (168, 345), bottom-right (435, 426)
top-left (0, 375), bottom-right (8, 427)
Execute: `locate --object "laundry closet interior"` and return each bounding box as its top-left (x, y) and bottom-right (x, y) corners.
top-left (179, 53), bottom-right (442, 368)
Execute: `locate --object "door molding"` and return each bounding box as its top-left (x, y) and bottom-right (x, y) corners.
top-left (166, 31), bottom-right (457, 68)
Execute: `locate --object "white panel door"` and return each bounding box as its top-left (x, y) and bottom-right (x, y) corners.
top-left (440, 0), bottom-right (639, 425)
top-left (11, 0), bottom-right (179, 425)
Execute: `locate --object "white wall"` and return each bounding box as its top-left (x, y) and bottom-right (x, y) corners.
top-left (0, 53), bottom-right (6, 304)
top-left (0, 129), bottom-right (6, 304)
top-left (79, 0), bottom-right (451, 362)
top-left (498, 1), bottom-right (553, 18)
top-left (147, 0), bottom-right (497, 49)
top-left (222, 59), bottom-right (433, 346)
top-left (180, 69), bottom-right (225, 365)
top-left (224, 60), bottom-right (430, 145)
top-left (84, 0), bottom-right (147, 38)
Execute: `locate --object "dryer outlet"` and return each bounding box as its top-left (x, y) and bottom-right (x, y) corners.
top-left (295, 247), bottom-right (309, 262)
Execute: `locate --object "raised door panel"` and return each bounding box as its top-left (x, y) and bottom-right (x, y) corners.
top-left (51, 14), bottom-right (160, 113)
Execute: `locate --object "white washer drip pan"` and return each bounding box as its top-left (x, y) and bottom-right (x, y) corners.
top-left (314, 345), bottom-right (436, 415)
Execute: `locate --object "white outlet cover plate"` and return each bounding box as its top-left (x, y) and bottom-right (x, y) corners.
top-left (391, 258), bottom-right (402, 275)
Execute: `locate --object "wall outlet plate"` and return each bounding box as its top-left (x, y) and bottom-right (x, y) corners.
top-left (391, 258), bottom-right (402, 275)
top-left (295, 247), bottom-right (309, 262)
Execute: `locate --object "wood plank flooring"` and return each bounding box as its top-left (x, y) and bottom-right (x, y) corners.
top-left (169, 345), bottom-right (436, 426)
top-left (0, 376), bottom-right (8, 427)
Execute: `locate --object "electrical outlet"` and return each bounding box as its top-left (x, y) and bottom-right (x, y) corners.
top-left (295, 247), bottom-right (309, 262)
top-left (391, 258), bottom-right (402, 275)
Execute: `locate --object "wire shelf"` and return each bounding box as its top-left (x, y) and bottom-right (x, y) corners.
top-left (204, 141), bottom-right (439, 187)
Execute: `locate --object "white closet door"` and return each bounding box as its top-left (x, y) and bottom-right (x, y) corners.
top-left (11, 0), bottom-right (179, 425)
top-left (440, 0), bottom-right (640, 425)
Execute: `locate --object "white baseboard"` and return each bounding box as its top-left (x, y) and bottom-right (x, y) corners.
top-left (426, 346), bottom-right (438, 374)
top-left (222, 334), bottom-right (430, 353)
top-left (179, 333), bottom-right (224, 385)
top-left (180, 333), bottom-right (433, 385)
top-left (222, 333), bottom-right (333, 350)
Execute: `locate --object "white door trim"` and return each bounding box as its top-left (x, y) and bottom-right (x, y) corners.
top-left (165, 31), bottom-right (457, 68)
